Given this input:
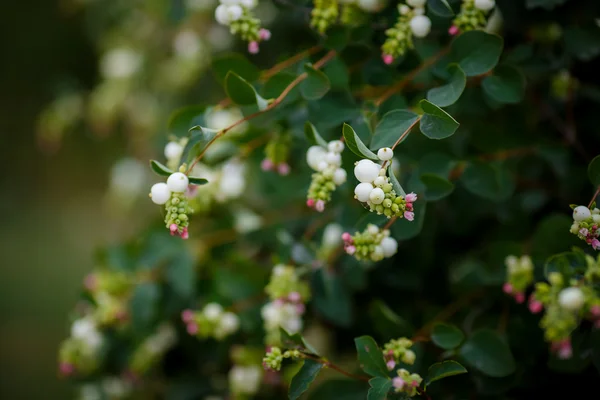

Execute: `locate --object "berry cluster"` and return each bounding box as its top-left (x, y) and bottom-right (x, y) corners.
top-left (58, 317), bottom-right (104, 377)
top-left (392, 368), bottom-right (423, 397)
top-left (261, 133), bottom-right (292, 176)
top-left (306, 140), bottom-right (347, 212)
top-left (353, 149), bottom-right (417, 220)
top-left (449, 0), bottom-right (496, 35)
top-left (382, 1), bottom-right (432, 64)
top-left (383, 337), bottom-right (416, 371)
top-left (570, 205), bottom-right (600, 250)
top-left (502, 255), bottom-right (534, 304)
top-left (262, 347), bottom-right (301, 371)
top-left (342, 224), bottom-right (398, 261)
top-left (214, 0), bottom-right (271, 54)
top-left (150, 170), bottom-right (194, 240)
top-left (181, 303), bottom-right (240, 340)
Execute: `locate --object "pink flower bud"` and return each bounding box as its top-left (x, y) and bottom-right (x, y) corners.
top-left (186, 322), bottom-right (199, 335)
top-left (306, 199), bottom-right (315, 208)
top-left (248, 41), bottom-right (259, 54)
top-left (405, 192), bottom-right (418, 202)
top-left (186, 184), bottom-right (199, 198)
top-left (382, 54), bottom-right (394, 65)
top-left (411, 380), bottom-right (419, 387)
top-left (591, 305), bottom-right (600, 317)
top-left (449, 25), bottom-right (459, 35)
top-left (342, 232), bottom-right (352, 242)
top-left (592, 238), bottom-right (600, 250)
top-left (288, 292), bottom-right (301, 303)
top-left (557, 340), bottom-right (572, 359)
top-left (277, 163), bottom-right (291, 176)
top-left (259, 29), bottom-right (271, 41)
top-left (392, 377), bottom-right (405, 389)
top-left (502, 282), bottom-right (513, 294)
top-left (59, 362), bottom-right (74, 376)
top-left (528, 298), bottom-right (543, 314)
top-left (579, 228), bottom-right (589, 237)
top-left (515, 292), bottom-right (526, 304)
top-left (261, 158), bottom-right (274, 171)
top-left (181, 309), bottom-right (194, 323)
top-left (84, 274), bottom-right (97, 291)
top-left (273, 298), bottom-right (285, 306)
top-left (405, 203), bottom-right (413, 211)
top-left (296, 303), bottom-right (306, 314)
top-left (404, 211), bottom-right (414, 221)
top-left (345, 245), bottom-right (356, 255)
top-left (170, 224), bottom-right (178, 233)
top-left (386, 360), bottom-right (396, 370)
top-left (315, 200), bottom-right (325, 212)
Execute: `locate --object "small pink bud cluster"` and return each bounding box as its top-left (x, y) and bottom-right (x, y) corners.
top-left (261, 158), bottom-right (291, 176)
top-left (306, 198), bottom-right (326, 212)
top-left (170, 223), bottom-right (189, 240)
top-left (248, 29), bottom-right (271, 54)
top-left (342, 232), bottom-right (355, 255)
top-left (404, 193), bottom-right (417, 221)
top-left (528, 294), bottom-right (543, 314)
top-left (382, 54), bottom-right (394, 65)
top-left (503, 282), bottom-right (525, 304)
top-left (550, 338), bottom-right (572, 360)
top-left (590, 305), bottom-right (600, 328)
top-left (181, 309), bottom-right (197, 334)
top-left (59, 362), bottom-right (75, 376)
top-left (272, 291), bottom-right (306, 315)
top-left (448, 25), bottom-right (460, 35)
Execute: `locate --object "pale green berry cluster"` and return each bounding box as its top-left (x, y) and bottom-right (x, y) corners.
top-left (503, 255), bottom-right (534, 297)
top-left (182, 303), bottom-right (240, 341)
top-left (393, 368), bottom-right (423, 397)
top-left (383, 338), bottom-right (416, 369)
top-left (311, 0), bottom-right (340, 34)
top-left (451, 0), bottom-right (488, 32)
top-left (262, 347), bottom-right (301, 371)
top-left (164, 192), bottom-right (193, 235)
top-left (58, 322), bottom-right (102, 378)
top-left (367, 183), bottom-right (412, 219)
top-left (84, 269), bottom-right (132, 326)
top-left (230, 12), bottom-right (263, 42)
top-left (382, 12), bottom-right (414, 60)
top-left (343, 224), bottom-right (398, 262)
top-left (265, 265), bottom-right (311, 301)
top-left (340, 2), bottom-right (366, 26)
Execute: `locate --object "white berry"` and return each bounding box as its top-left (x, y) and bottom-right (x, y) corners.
top-left (307, 145), bottom-right (327, 171)
top-left (354, 159), bottom-right (380, 183)
top-left (215, 5), bottom-right (231, 25)
top-left (325, 151), bottom-right (342, 166)
top-left (239, 0), bottom-right (257, 9)
top-left (573, 206), bottom-right (591, 222)
top-left (357, 0), bottom-right (386, 12)
top-left (204, 303), bottom-right (223, 320)
top-left (594, 214), bottom-right (600, 224)
top-left (406, 0), bottom-right (426, 7)
top-left (317, 161), bottom-right (329, 172)
top-left (410, 15), bottom-right (432, 38)
top-left (167, 172), bottom-right (189, 193)
top-left (558, 287), bottom-right (585, 311)
top-left (367, 224), bottom-right (379, 235)
top-left (413, 6), bottom-right (425, 15)
top-left (164, 141), bottom-right (184, 161)
top-left (474, 0), bottom-right (495, 11)
top-left (374, 176), bottom-right (387, 187)
top-left (398, 4), bottom-right (410, 15)
top-left (333, 168), bottom-right (347, 186)
top-left (219, 312), bottom-right (240, 334)
top-left (355, 182), bottom-right (374, 202)
top-left (377, 147), bottom-right (394, 161)
top-left (150, 183), bottom-right (171, 205)
top-left (372, 245), bottom-right (384, 260)
top-left (369, 187), bottom-right (385, 204)
top-left (328, 140), bottom-right (345, 153)
top-left (226, 5), bottom-right (243, 22)
top-left (381, 237), bottom-right (398, 258)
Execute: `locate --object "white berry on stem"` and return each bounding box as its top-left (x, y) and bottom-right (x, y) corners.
top-left (150, 183), bottom-right (171, 205)
top-left (167, 172), bottom-right (189, 193)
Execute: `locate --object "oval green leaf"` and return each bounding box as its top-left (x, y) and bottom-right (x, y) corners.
top-left (354, 336), bottom-right (389, 378)
top-left (425, 361), bottom-right (468, 388)
top-left (427, 64), bottom-right (467, 107)
top-left (431, 323), bottom-right (465, 350)
top-left (150, 160), bottom-right (174, 177)
top-left (225, 71), bottom-right (269, 109)
top-left (280, 328), bottom-right (320, 356)
top-left (305, 121), bottom-right (328, 147)
top-left (482, 65), bottom-right (526, 104)
top-left (419, 99), bottom-right (459, 140)
top-left (459, 329), bottom-right (516, 378)
top-left (367, 377), bottom-right (392, 400)
top-left (301, 64), bottom-right (331, 100)
top-left (420, 173), bottom-right (455, 201)
top-left (289, 359), bottom-right (324, 400)
top-left (181, 126), bottom-right (219, 165)
top-left (188, 176), bottom-right (208, 185)
top-left (212, 53), bottom-right (260, 84)
top-left (427, 0), bottom-right (454, 17)
top-left (371, 109), bottom-right (420, 150)
top-left (450, 31), bottom-right (504, 76)
top-left (343, 123), bottom-right (378, 160)
top-left (167, 105), bottom-right (206, 138)
top-left (588, 155), bottom-right (600, 187)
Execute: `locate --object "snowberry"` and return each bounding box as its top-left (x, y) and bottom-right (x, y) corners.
top-left (164, 141), bottom-right (184, 161)
top-left (307, 145), bottom-right (327, 171)
top-left (150, 183), bottom-right (171, 205)
top-left (239, 0), bottom-right (257, 9)
top-left (474, 0), bottom-right (495, 11)
top-left (573, 206), bottom-right (591, 222)
top-left (333, 168), bottom-right (347, 185)
top-left (219, 312), bottom-right (240, 333)
top-left (215, 5), bottom-right (231, 25)
top-left (594, 214), bottom-right (600, 224)
top-left (204, 303), bottom-right (223, 320)
top-left (398, 4), bottom-right (410, 15)
top-left (558, 287), bottom-right (585, 311)
top-left (372, 245), bottom-right (384, 260)
top-left (367, 224), bottom-right (380, 235)
top-left (377, 147), bottom-right (394, 161)
top-left (325, 151), bottom-right (342, 166)
top-left (413, 7), bottom-right (425, 15)
top-left (328, 140), bottom-right (345, 153)
top-left (357, 0), bottom-right (386, 12)
top-left (317, 161), bottom-right (329, 172)
top-left (410, 15), bottom-right (431, 38)
top-left (354, 160), bottom-right (380, 183)
top-left (406, 0), bottom-right (426, 7)
top-left (167, 172), bottom-right (189, 193)
top-left (226, 5), bottom-right (243, 21)
top-left (369, 187), bottom-right (385, 204)
top-left (374, 176), bottom-right (387, 187)
top-left (355, 182), bottom-right (374, 202)
top-left (381, 237), bottom-right (398, 258)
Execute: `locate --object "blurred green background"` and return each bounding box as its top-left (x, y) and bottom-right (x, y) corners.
top-left (0, 2), bottom-right (118, 397)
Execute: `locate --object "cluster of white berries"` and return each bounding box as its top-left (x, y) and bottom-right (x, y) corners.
top-left (353, 148), bottom-right (418, 220)
top-left (71, 317), bottom-right (104, 352)
top-left (402, 0), bottom-right (431, 38)
top-left (342, 224), bottom-right (398, 261)
top-left (229, 364), bottom-right (263, 396)
top-left (570, 205), bottom-right (600, 250)
top-left (181, 303), bottom-right (240, 340)
top-left (381, 0), bottom-right (431, 64)
top-left (214, 0), bottom-right (271, 54)
top-left (150, 168), bottom-right (193, 240)
top-left (306, 140), bottom-right (347, 212)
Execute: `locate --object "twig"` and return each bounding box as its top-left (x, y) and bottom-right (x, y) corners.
top-left (392, 117), bottom-right (421, 151)
top-left (261, 45), bottom-right (322, 80)
top-left (302, 353), bottom-right (370, 382)
top-left (588, 187), bottom-right (600, 209)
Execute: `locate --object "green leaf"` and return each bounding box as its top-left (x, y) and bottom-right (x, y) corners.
top-left (181, 126), bottom-right (219, 164)
top-left (225, 71), bottom-right (269, 109)
top-left (212, 53), bottom-right (260, 84)
top-left (188, 176), bottom-right (208, 185)
top-left (427, 0), bottom-right (454, 17)
top-left (167, 105), bottom-right (206, 138)
top-left (312, 268), bottom-right (352, 327)
top-left (371, 110), bottom-right (420, 150)
top-left (324, 56), bottom-right (350, 90)
top-left (450, 31), bottom-right (504, 76)
top-left (564, 26), bottom-right (600, 61)
top-left (431, 323), bottom-right (465, 350)
top-left (419, 99), bottom-right (459, 140)
top-left (354, 336), bottom-right (389, 378)
top-left (420, 173), bottom-right (455, 201)
top-left (129, 283), bottom-right (160, 333)
top-left (459, 329), bottom-right (516, 378)
top-left (369, 300), bottom-right (414, 340)
top-left (367, 377), bottom-right (392, 400)
top-left (343, 123), bottom-right (378, 160)
top-left (388, 163), bottom-right (406, 197)
top-left (588, 155), bottom-right (600, 186)
top-left (425, 361), bottom-right (468, 388)
top-left (301, 64), bottom-right (331, 100)
top-left (280, 328), bottom-right (320, 356)
top-left (150, 160), bottom-right (174, 177)
top-left (323, 27), bottom-right (350, 51)
top-left (289, 359), bottom-right (324, 400)
top-left (304, 121), bottom-right (328, 147)
top-left (262, 72), bottom-right (299, 102)
top-left (426, 64), bottom-right (466, 107)
top-left (165, 250), bottom-right (195, 300)
top-left (308, 380), bottom-right (368, 400)
top-left (482, 65), bottom-right (526, 104)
